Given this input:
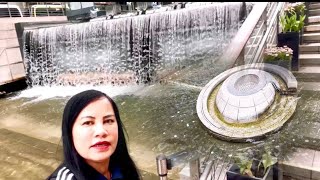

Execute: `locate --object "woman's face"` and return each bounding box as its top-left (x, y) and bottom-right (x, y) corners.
top-left (72, 97), bottom-right (118, 164)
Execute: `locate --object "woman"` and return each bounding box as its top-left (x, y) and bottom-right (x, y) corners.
top-left (47, 89), bottom-right (140, 180)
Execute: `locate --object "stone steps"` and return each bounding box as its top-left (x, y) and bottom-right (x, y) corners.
top-left (299, 54), bottom-right (320, 66)
top-left (297, 5), bottom-right (320, 83)
top-left (294, 66), bottom-right (320, 82)
top-left (300, 43), bottom-right (320, 55)
top-left (309, 3), bottom-right (320, 10)
top-left (303, 33), bottom-right (320, 43)
top-left (309, 9), bottom-right (320, 16)
top-left (308, 16), bottom-right (320, 24)
top-left (300, 43), bottom-right (320, 53)
top-left (304, 24), bottom-right (320, 33)
top-left (285, 4), bottom-right (320, 180)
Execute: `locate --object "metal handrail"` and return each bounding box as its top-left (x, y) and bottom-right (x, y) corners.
top-left (218, 2), bottom-right (268, 67)
top-left (250, 2), bottom-right (285, 64)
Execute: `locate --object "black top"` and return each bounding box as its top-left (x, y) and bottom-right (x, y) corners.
top-left (47, 163), bottom-right (124, 180)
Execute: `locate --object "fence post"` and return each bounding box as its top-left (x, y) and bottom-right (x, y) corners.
top-left (189, 157), bottom-right (200, 180)
top-left (46, 4), bottom-right (49, 16)
top-left (156, 154), bottom-right (168, 180)
top-left (7, 2), bottom-right (12, 17)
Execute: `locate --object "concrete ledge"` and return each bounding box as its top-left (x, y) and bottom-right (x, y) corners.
top-left (0, 65), bottom-right (12, 85)
top-left (0, 23), bottom-right (15, 31)
top-left (10, 63), bottom-right (25, 79)
top-left (0, 30), bottom-right (17, 40)
top-left (279, 147), bottom-right (320, 180)
top-left (0, 38), bottom-right (19, 48)
top-left (0, 48), bottom-right (8, 66)
top-left (6, 48), bottom-right (22, 64)
top-left (299, 82), bottom-right (320, 91)
top-left (294, 66), bottom-right (320, 82)
top-left (0, 16), bottom-right (68, 24)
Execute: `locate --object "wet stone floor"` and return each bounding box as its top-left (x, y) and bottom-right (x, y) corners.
top-left (0, 127), bottom-right (160, 180)
top-left (1, 61), bottom-right (320, 179)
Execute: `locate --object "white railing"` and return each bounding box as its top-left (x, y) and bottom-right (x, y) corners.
top-left (0, 2), bottom-right (66, 18)
top-left (219, 2), bottom-right (286, 68)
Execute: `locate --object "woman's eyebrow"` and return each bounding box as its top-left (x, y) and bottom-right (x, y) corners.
top-left (81, 116), bottom-right (95, 119)
top-left (81, 115), bottom-right (115, 119)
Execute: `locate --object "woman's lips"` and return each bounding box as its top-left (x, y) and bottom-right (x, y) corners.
top-left (91, 141), bottom-right (111, 151)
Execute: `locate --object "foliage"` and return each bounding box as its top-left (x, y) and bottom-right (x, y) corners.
top-left (279, 2), bottom-right (306, 33)
top-left (264, 45), bottom-right (293, 61)
top-left (260, 151), bottom-right (277, 175)
top-left (234, 153), bottom-right (254, 177)
top-left (284, 2), bottom-right (306, 16)
top-left (232, 147), bottom-right (278, 178)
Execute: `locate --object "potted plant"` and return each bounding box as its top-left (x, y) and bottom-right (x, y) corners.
top-left (264, 45), bottom-right (293, 70)
top-left (278, 2), bottom-right (306, 71)
top-left (226, 150), bottom-right (277, 180)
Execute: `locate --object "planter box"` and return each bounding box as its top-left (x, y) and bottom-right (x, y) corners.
top-left (264, 59), bottom-right (292, 71)
top-left (277, 32), bottom-right (300, 71)
top-left (226, 160), bottom-right (271, 180)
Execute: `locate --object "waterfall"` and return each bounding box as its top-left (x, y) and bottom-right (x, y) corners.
top-left (23, 2), bottom-right (247, 87)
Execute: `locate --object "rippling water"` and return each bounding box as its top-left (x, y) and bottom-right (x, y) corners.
top-left (1, 79), bottom-right (320, 179)
top-left (2, 2), bottom-right (320, 180)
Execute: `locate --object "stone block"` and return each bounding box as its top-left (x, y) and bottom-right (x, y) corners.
top-left (6, 48), bottom-right (22, 64)
top-left (6, 38), bottom-right (19, 48)
top-left (262, 83), bottom-right (274, 99)
top-left (0, 30), bottom-right (17, 40)
top-left (239, 96), bottom-right (255, 107)
top-left (216, 96), bottom-right (227, 113)
top-left (266, 93), bottom-right (275, 104)
top-left (0, 65), bottom-right (12, 84)
top-left (280, 148), bottom-right (315, 179)
top-left (0, 23), bottom-right (15, 31)
top-left (0, 38), bottom-right (19, 48)
top-left (0, 40), bottom-right (7, 48)
top-left (218, 88), bottom-right (229, 102)
top-left (7, 30), bottom-right (17, 39)
top-left (0, 48), bottom-right (8, 66)
top-left (227, 96), bottom-right (240, 107)
top-left (312, 150), bottom-right (320, 180)
top-left (238, 107), bottom-right (257, 122)
top-left (255, 100), bottom-right (269, 115)
top-left (9, 63), bottom-right (26, 80)
top-left (282, 163), bottom-right (311, 179)
top-left (252, 91), bottom-right (267, 105)
top-left (223, 104), bottom-right (238, 122)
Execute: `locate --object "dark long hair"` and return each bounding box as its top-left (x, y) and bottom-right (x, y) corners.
top-left (61, 89), bottom-right (140, 180)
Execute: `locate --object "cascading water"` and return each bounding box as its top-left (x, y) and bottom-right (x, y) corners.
top-left (23, 2), bottom-right (245, 87)
top-left (0, 3), bottom-right (279, 179)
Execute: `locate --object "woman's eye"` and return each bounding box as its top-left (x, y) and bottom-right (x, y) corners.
top-left (83, 121), bottom-right (93, 125)
top-left (104, 119), bottom-right (115, 124)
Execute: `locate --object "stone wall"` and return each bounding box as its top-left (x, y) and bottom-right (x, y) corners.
top-left (0, 16), bottom-right (67, 86)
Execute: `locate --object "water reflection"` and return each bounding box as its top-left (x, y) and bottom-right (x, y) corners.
top-left (1, 81), bottom-right (320, 179)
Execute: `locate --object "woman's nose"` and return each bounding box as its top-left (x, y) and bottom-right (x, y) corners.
top-left (94, 123), bottom-right (108, 137)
